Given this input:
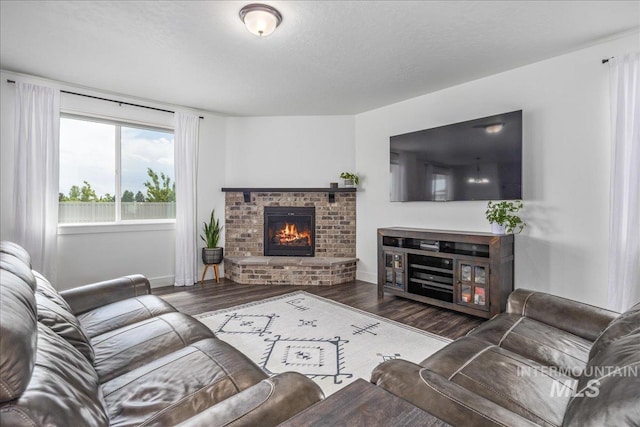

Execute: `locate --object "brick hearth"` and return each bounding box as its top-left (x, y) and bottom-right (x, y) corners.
top-left (223, 189), bottom-right (357, 285)
top-left (225, 256), bottom-right (357, 286)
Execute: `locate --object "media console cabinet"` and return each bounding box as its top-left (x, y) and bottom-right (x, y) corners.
top-left (377, 227), bottom-right (514, 319)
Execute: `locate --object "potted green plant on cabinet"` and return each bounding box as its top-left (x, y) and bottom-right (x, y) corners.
top-left (201, 209), bottom-right (224, 264)
top-left (485, 200), bottom-right (526, 234)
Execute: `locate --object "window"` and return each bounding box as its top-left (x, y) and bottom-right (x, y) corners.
top-left (59, 116), bottom-right (175, 224)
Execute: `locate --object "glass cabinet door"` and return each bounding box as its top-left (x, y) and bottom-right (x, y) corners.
top-left (456, 261), bottom-right (489, 310)
top-left (384, 252), bottom-right (405, 291)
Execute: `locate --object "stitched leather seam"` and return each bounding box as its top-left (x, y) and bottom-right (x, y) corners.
top-left (497, 317), bottom-right (524, 346)
top-left (102, 347), bottom-right (199, 397)
top-left (448, 344), bottom-right (495, 381)
top-left (127, 276), bottom-right (137, 296)
top-left (223, 379), bottom-right (275, 426)
top-left (135, 296), bottom-right (155, 317)
top-left (418, 369), bottom-right (510, 427)
top-left (158, 316), bottom-right (188, 347)
top-left (190, 342), bottom-right (243, 393)
top-left (0, 407), bottom-right (38, 427)
top-left (521, 291), bottom-right (536, 317)
top-left (457, 372), bottom-right (558, 426)
top-left (568, 360), bottom-right (640, 406)
top-left (0, 379), bottom-right (15, 399)
top-left (138, 377), bottom-right (238, 426)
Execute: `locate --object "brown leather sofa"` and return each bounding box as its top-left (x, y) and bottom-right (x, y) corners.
top-left (0, 241), bottom-right (323, 426)
top-left (372, 288), bottom-right (640, 426)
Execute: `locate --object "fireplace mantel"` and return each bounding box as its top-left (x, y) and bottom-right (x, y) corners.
top-left (222, 187), bottom-right (356, 203)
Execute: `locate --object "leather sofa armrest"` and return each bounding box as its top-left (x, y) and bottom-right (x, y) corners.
top-left (60, 274), bottom-right (151, 315)
top-left (175, 372), bottom-right (324, 427)
top-left (371, 359), bottom-right (538, 427)
top-left (506, 289), bottom-right (618, 341)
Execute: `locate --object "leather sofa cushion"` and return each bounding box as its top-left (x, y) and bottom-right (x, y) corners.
top-left (35, 293), bottom-right (95, 363)
top-left (176, 372), bottom-right (325, 427)
top-left (506, 289), bottom-right (617, 342)
top-left (92, 312), bottom-right (215, 382)
top-left (589, 302), bottom-right (640, 359)
top-left (563, 328), bottom-right (640, 426)
top-left (467, 313), bottom-right (591, 376)
top-left (102, 338), bottom-right (268, 427)
top-left (0, 250), bottom-right (36, 292)
top-left (0, 324), bottom-right (108, 427)
top-left (0, 241), bottom-right (32, 270)
top-left (33, 270), bottom-right (74, 311)
top-left (420, 336), bottom-right (573, 427)
top-left (77, 294), bottom-right (177, 338)
top-left (0, 268), bottom-right (37, 403)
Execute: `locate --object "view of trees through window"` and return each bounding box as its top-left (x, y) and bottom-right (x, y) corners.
top-left (59, 116), bottom-right (175, 223)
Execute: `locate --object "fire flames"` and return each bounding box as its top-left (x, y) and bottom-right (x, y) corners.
top-left (276, 223), bottom-right (311, 246)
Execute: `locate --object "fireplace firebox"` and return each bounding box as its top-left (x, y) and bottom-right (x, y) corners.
top-left (264, 207), bottom-right (315, 257)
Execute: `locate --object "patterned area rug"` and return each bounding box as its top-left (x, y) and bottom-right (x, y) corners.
top-left (195, 291), bottom-right (451, 396)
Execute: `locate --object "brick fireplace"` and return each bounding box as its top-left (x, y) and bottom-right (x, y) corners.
top-left (223, 188), bottom-right (357, 285)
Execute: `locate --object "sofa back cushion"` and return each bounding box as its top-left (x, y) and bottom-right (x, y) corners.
top-left (589, 302), bottom-right (640, 359)
top-left (36, 293), bottom-right (95, 363)
top-left (33, 270), bottom-right (73, 312)
top-left (0, 324), bottom-right (109, 427)
top-left (563, 327), bottom-right (640, 426)
top-left (0, 241), bottom-right (32, 270)
top-left (0, 263), bottom-right (37, 404)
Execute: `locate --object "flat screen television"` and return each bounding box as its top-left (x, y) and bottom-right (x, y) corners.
top-left (390, 110), bottom-right (522, 202)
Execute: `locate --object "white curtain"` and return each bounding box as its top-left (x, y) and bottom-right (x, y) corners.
top-left (608, 52), bottom-right (640, 312)
top-left (13, 82), bottom-right (60, 279)
top-left (174, 112), bottom-right (199, 286)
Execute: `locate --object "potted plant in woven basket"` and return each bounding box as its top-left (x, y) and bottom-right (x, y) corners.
top-left (201, 209), bottom-right (224, 264)
top-left (485, 200), bottom-right (526, 235)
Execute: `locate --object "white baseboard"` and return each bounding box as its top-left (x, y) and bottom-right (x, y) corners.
top-left (356, 270), bottom-right (376, 284)
top-left (149, 275), bottom-right (175, 289)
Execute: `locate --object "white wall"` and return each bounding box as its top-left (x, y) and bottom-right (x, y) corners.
top-left (225, 116), bottom-right (355, 187)
top-left (354, 33), bottom-right (639, 306)
top-left (0, 71), bottom-right (226, 290)
top-left (3, 32), bottom-right (637, 302)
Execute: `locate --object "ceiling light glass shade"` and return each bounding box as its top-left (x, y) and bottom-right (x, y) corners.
top-left (240, 4), bottom-right (282, 37)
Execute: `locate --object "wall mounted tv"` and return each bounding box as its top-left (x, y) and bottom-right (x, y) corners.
top-left (390, 110), bottom-right (522, 202)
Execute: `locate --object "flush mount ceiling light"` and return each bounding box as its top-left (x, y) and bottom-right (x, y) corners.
top-left (473, 122), bottom-right (504, 134)
top-left (485, 123), bottom-right (504, 134)
top-left (239, 3), bottom-right (282, 37)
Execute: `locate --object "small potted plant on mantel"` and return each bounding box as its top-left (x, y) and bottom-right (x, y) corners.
top-left (201, 209), bottom-right (224, 264)
top-left (340, 172), bottom-right (360, 187)
top-left (485, 200), bottom-right (526, 235)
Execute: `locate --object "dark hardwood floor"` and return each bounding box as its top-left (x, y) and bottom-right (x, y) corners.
top-left (154, 279), bottom-right (484, 340)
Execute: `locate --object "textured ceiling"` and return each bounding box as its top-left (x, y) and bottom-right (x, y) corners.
top-left (1, 1), bottom-right (638, 116)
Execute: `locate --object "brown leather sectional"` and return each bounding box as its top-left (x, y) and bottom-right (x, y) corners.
top-left (0, 241), bottom-right (323, 426)
top-left (372, 288), bottom-right (640, 426)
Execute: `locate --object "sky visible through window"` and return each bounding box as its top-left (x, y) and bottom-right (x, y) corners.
top-left (59, 117), bottom-right (174, 199)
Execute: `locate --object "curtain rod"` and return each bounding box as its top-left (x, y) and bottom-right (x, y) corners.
top-left (602, 57), bottom-right (613, 64)
top-left (6, 79), bottom-right (204, 119)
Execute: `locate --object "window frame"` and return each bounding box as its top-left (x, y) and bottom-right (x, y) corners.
top-left (58, 112), bottom-right (176, 232)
